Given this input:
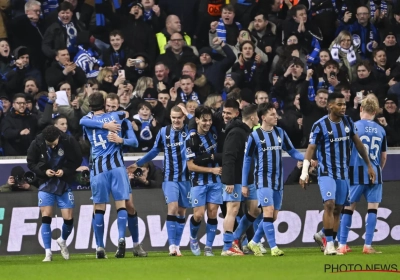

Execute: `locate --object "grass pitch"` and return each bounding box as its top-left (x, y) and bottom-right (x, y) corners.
top-left (1, 246), bottom-right (399, 280)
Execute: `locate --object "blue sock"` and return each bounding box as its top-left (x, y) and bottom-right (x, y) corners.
top-left (117, 208), bottom-right (127, 240)
top-left (223, 232), bottom-right (233, 250)
top-left (263, 219), bottom-right (277, 248)
top-left (94, 211), bottom-right (105, 248)
top-left (41, 219), bottom-right (52, 249)
top-left (128, 213), bottom-right (138, 244)
top-left (252, 221), bottom-right (264, 243)
top-left (206, 218), bottom-right (218, 247)
top-left (92, 214), bottom-right (99, 247)
top-left (190, 216), bottom-right (201, 239)
top-left (365, 210), bottom-right (377, 246)
top-left (253, 213), bottom-right (263, 233)
top-left (233, 213), bottom-right (255, 240)
top-left (61, 219), bottom-right (73, 241)
top-left (175, 216), bottom-right (185, 247)
top-left (340, 211), bottom-right (353, 245)
top-left (166, 215), bottom-right (177, 246)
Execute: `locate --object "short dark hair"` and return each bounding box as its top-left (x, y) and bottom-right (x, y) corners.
top-left (324, 60), bottom-right (339, 70)
top-left (57, 81), bottom-right (71, 91)
top-left (257, 102), bottom-right (275, 120)
top-left (223, 98), bottom-right (240, 111)
top-left (242, 104), bottom-right (258, 120)
top-left (88, 92), bottom-right (105, 111)
top-left (109, 30), bottom-right (124, 39)
top-left (372, 47), bottom-right (386, 58)
top-left (194, 105), bottom-right (213, 119)
top-left (24, 77), bottom-right (39, 88)
top-left (290, 57), bottom-right (305, 68)
top-left (52, 114), bottom-right (68, 125)
top-left (222, 4), bottom-right (235, 12)
top-left (356, 60), bottom-right (372, 72)
top-left (58, 2), bottom-right (74, 12)
top-left (106, 93), bottom-right (119, 102)
top-left (13, 93), bottom-right (26, 102)
top-left (155, 61), bottom-right (169, 70)
top-left (291, 4), bottom-right (307, 16)
top-left (56, 48), bottom-right (68, 55)
top-left (334, 82), bottom-right (351, 92)
top-left (328, 92), bottom-right (345, 103)
top-left (239, 40), bottom-right (255, 52)
top-left (180, 75), bottom-right (193, 82)
top-left (137, 101), bottom-right (152, 111)
top-left (254, 11), bottom-right (268, 21)
top-left (42, 125), bottom-right (61, 142)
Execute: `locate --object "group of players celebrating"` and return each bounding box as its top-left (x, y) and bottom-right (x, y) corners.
top-left (27, 90), bottom-right (386, 261)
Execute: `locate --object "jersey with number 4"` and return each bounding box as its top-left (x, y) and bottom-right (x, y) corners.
top-left (349, 120), bottom-right (387, 185)
top-left (82, 111), bottom-right (127, 175)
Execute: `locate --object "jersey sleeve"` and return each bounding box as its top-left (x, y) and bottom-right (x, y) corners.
top-left (309, 123), bottom-right (322, 145)
top-left (242, 134), bottom-right (256, 186)
top-left (136, 129), bottom-right (163, 166)
top-left (185, 134), bottom-right (196, 160)
top-left (282, 129), bottom-right (304, 161)
top-left (121, 119), bottom-right (138, 147)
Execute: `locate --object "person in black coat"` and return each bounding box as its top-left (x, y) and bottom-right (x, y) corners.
top-left (298, 84), bottom-right (328, 148)
top-left (197, 38), bottom-right (236, 92)
top-left (1, 93), bottom-right (38, 156)
top-left (45, 48), bottom-right (87, 94)
top-left (156, 32), bottom-right (200, 78)
top-left (11, 3), bottom-right (46, 72)
top-left (279, 94), bottom-right (302, 148)
top-left (103, 1), bottom-right (157, 64)
top-left (44, 0), bottom-right (94, 29)
top-left (26, 125), bottom-right (82, 188)
top-left (41, 2), bottom-right (87, 60)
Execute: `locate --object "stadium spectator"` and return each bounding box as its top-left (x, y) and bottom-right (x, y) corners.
top-left (1, 93), bottom-right (38, 156)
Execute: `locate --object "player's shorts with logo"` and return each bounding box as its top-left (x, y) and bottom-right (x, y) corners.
top-left (91, 167), bottom-right (130, 203)
top-left (349, 183), bottom-right (382, 203)
top-left (318, 176), bottom-right (349, 205)
top-left (162, 181), bottom-right (191, 208)
top-left (191, 183), bottom-right (223, 207)
top-left (223, 183), bottom-right (257, 202)
top-left (257, 187), bottom-right (283, 210)
top-left (38, 191), bottom-right (74, 208)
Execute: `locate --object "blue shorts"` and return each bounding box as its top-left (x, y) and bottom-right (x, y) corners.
top-left (318, 176), bottom-right (349, 205)
top-left (38, 191), bottom-right (74, 208)
top-left (223, 184), bottom-right (257, 202)
top-left (350, 184), bottom-right (382, 203)
top-left (162, 181), bottom-right (191, 208)
top-left (257, 188), bottom-right (283, 210)
top-left (191, 183), bottom-right (223, 207)
top-left (91, 167), bottom-right (130, 203)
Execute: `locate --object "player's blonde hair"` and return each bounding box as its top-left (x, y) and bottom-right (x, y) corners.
top-left (361, 96), bottom-right (379, 114)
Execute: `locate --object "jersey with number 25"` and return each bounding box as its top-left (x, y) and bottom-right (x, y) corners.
top-left (349, 120), bottom-right (387, 185)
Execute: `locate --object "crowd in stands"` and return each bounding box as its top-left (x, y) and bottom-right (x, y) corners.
top-left (1, 0), bottom-right (400, 158)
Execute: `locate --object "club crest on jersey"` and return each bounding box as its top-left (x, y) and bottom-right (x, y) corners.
top-left (277, 136), bottom-right (282, 143)
top-left (326, 192), bottom-right (331, 197)
top-left (58, 148), bottom-right (64, 156)
top-left (181, 132), bottom-right (187, 138)
top-left (344, 126), bottom-right (350, 133)
top-left (328, 131), bottom-right (333, 135)
top-left (213, 134), bottom-right (217, 140)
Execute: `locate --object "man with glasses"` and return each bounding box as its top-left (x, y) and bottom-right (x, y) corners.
top-left (337, 5), bottom-right (379, 59)
top-left (11, 0), bottom-right (46, 72)
top-left (1, 93), bottom-right (38, 156)
top-left (156, 15), bottom-right (192, 55)
top-left (156, 32), bottom-right (199, 78)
